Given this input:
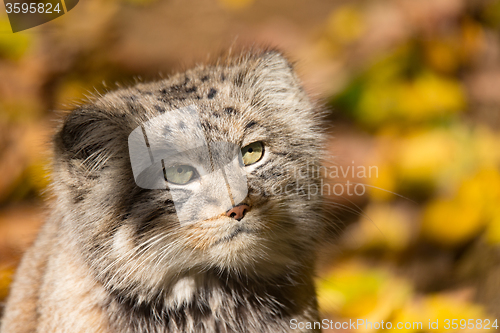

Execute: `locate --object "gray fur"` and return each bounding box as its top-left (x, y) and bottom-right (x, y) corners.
top-left (0, 50), bottom-right (325, 333)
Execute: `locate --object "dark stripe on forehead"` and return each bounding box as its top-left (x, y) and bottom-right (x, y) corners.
top-left (126, 101), bottom-right (146, 115)
top-left (234, 70), bottom-right (246, 87)
top-left (154, 105), bottom-right (166, 113)
top-left (244, 121), bottom-right (257, 131)
top-left (201, 121), bottom-right (218, 132)
top-left (207, 88), bottom-right (217, 99)
top-left (121, 95), bottom-right (138, 102)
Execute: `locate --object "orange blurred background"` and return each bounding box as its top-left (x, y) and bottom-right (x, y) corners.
top-left (1, 0), bottom-right (500, 331)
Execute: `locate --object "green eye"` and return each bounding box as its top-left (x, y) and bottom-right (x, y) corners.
top-left (241, 142), bottom-right (264, 166)
top-left (164, 165), bottom-right (197, 185)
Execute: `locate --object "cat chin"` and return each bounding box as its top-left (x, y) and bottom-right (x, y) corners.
top-left (202, 240), bottom-right (298, 277)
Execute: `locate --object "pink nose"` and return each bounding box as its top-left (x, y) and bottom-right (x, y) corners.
top-left (226, 204), bottom-right (250, 221)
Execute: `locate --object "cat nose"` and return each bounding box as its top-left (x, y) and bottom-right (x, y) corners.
top-left (226, 204), bottom-right (250, 221)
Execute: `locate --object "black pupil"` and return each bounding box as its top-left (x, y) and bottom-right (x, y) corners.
top-left (248, 148), bottom-right (253, 153)
top-left (177, 167), bottom-right (183, 173)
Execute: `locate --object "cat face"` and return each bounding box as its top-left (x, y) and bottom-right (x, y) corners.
top-left (53, 51), bottom-right (325, 296)
top-left (128, 105), bottom-right (250, 224)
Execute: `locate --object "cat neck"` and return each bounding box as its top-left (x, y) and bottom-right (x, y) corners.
top-left (105, 268), bottom-right (319, 332)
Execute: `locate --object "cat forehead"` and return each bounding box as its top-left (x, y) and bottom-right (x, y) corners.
top-left (97, 51), bottom-right (298, 114)
top-left (102, 79), bottom-right (255, 125)
top-left (77, 51), bottom-right (312, 148)
top-left (98, 65), bottom-right (250, 118)
top-left (94, 63), bottom-right (283, 127)
top-left (91, 86), bottom-right (260, 148)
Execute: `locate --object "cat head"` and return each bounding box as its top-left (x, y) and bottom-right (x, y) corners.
top-left (53, 50), bottom-right (326, 297)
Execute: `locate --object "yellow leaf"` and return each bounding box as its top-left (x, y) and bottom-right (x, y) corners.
top-left (396, 130), bottom-right (457, 188)
top-left (317, 262), bottom-right (412, 319)
top-left (326, 5), bottom-right (365, 44)
top-left (396, 72), bottom-right (466, 121)
top-left (422, 198), bottom-right (484, 246)
top-left (367, 163), bottom-right (396, 201)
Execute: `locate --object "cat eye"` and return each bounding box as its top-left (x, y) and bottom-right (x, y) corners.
top-left (164, 165), bottom-right (198, 185)
top-left (241, 142), bottom-right (264, 166)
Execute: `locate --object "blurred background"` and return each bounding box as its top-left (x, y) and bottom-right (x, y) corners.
top-left (1, 0), bottom-right (500, 331)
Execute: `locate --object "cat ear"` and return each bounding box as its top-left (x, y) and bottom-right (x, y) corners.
top-left (256, 51), bottom-right (295, 77)
top-left (252, 51), bottom-right (309, 109)
top-left (55, 106), bottom-right (126, 170)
